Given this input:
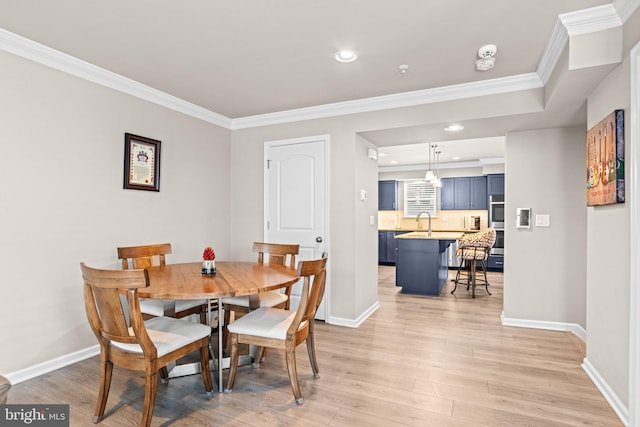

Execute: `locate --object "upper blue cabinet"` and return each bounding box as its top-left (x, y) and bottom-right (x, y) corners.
top-left (378, 180), bottom-right (398, 210)
top-left (487, 173), bottom-right (505, 195)
top-left (440, 176), bottom-right (487, 210)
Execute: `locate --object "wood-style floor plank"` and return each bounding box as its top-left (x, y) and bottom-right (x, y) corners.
top-left (6, 267), bottom-right (623, 426)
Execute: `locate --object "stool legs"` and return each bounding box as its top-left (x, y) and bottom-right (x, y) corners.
top-left (451, 258), bottom-right (491, 297)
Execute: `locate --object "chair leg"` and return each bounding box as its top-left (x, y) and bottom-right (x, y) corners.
top-left (159, 367), bottom-right (169, 382)
top-left (306, 323), bottom-right (320, 379)
top-left (253, 346), bottom-right (266, 368)
top-left (285, 348), bottom-right (303, 405)
top-left (93, 359), bottom-right (113, 423)
top-left (224, 334), bottom-right (239, 393)
top-left (140, 372), bottom-right (158, 427)
top-left (222, 309), bottom-right (232, 351)
top-left (199, 340), bottom-right (213, 392)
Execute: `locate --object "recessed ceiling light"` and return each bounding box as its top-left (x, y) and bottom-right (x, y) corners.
top-left (390, 160), bottom-right (398, 164)
top-left (445, 124), bottom-right (464, 132)
top-left (378, 152), bottom-right (387, 157)
top-left (452, 156), bottom-right (461, 160)
top-left (335, 50), bottom-right (358, 63)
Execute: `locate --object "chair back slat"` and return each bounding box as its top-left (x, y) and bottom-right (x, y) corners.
top-left (288, 253), bottom-right (328, 335)
top-left (253, 242), bottom-right (299, 269)
top-left (117, 243), bottom-right (172, 270)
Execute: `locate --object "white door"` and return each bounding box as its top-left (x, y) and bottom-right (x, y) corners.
top-left (264, 135), bottom-right (328, 320)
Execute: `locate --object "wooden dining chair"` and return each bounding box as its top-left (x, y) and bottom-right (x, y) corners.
top-left (117, 244), bottom-right (209, 323)
top-left (0, 375), bottom-right (10, 404)
top-left (80, 263), bottom-right (213, 427)
top-left (224, 253), bottom-right (327, 405)
top-left (221, 242), bottom-right (299, 346)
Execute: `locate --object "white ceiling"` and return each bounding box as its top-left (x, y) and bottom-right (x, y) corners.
top-left (0, 0), bottom-right (628, 167)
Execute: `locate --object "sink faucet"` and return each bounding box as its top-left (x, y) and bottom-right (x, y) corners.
top-left (416, 211), bottom-right (432, 237)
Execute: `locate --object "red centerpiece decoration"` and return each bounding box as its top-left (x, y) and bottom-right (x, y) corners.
top-left (202, 247), bottom-right (216, 274)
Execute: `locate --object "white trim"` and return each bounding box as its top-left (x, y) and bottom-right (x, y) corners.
top-left (231, 74), bottom-right (543, 129)
top-left (537, 18), bottom-right (569, 85)
top-left (559, 4), bottom-right (622, 37)
top-left (582, 358), bottom-right (630, 426)
top-left (501, 312), bottom-right (586, 341)
top-left (628, 39), bottom-right (640, 427)
top-left (614, 0), bottom-right (640, 23)
top-left (328, 301), bottom-right (380, 328)
top-left (6, 345), bottom-right (99, 385)
top-left (0, 28), bottom-right (232, 129)
top-left (378, 159), bottom-right (505, 174)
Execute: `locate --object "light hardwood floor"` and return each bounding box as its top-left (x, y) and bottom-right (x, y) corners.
top-left (8, 267), bottom-right (623, 426)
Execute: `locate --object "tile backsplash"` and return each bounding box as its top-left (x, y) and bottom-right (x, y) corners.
top-left (378, 209), bottom-right (489, 231)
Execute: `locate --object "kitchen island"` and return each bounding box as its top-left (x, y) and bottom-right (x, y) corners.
top-left (395, 231), bottom-right (463, 296)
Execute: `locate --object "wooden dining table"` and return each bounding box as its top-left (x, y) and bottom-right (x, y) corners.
top-left (138, 261), bottom-right (299, 391)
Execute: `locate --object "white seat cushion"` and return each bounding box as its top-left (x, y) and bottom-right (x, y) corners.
top-left (111, 316), bottom-right (211, 357)
top-left (139, 298), bottom-right (206, 317)
top-left (226, 307), bottom-right (298, 340)
top-left (221, 291), bottom-right (288, 308)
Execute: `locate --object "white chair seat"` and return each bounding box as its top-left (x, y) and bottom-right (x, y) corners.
top-left (227, 307), bottom-right (308, 340)
top-left (221, 291), bottom-right (288, 309)
top-left (112, 316), bottom-right (211, 357)
top-left (139, 298), bottom-right (206, 317)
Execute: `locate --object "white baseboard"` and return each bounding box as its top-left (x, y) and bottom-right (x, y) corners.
top-left (501, 311), bottom-right (587, 341)
top-left (328, 300), bottom-right (380, 328)
top-left (6, 345), bottom-right (99, 385)
top-left (582, 357), bottom-right (629, 426)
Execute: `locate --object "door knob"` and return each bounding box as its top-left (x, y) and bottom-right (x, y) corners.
top-left (315, 236), bottom-right (323, 243)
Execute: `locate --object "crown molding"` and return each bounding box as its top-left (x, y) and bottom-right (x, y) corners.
top-left (377, 158), bottom-right (506, 174)
top-left (559, 4), bottom-right (622, 36)
top-left (230, 74), bottom-right (543, 130)
top-left (2, 0), bottom-right (635, 132)
top-left (614, 0), bottom-right (640, 22)
top-left (0, 28), bottom-right (232, 129)
top-left (537, 18), bottom-right (569, 85)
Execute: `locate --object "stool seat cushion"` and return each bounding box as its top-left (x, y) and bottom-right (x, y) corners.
top-left (456, 229), bottom-right (496, 259)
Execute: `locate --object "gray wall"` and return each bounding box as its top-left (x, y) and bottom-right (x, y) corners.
top-left (585, 55), bottom-right (631, 406)
top-left (503, 127), bottom-right (587, 327)
top-left (0, 50), bottom-right (231, 374)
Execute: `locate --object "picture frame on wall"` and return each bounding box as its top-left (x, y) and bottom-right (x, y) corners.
top-left (123, 133), bottom-right (161, 192)
top-left (586, 109), bottom-right (624, 206)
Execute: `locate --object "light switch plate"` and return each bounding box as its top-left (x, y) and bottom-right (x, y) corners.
top-left (535, 214), bottom-right (550, 227)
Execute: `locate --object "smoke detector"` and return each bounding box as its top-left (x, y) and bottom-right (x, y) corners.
top-left (476, 44), bottom-right (497, 71)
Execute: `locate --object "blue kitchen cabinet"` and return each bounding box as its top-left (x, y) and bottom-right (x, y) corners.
top-left (440, 178), bottom-right (455, 210)
top-left (378, 180), bottom-right (398, 210)
top-left (443, 176), bottom-right (487, 210)
top-left (487, 173), bottom-right (505, 195)
top-left (379, 231), bottom-right (409, 265)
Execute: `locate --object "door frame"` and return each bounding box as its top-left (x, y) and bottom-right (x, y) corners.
top-left (263, 134), bottom-right (330, 321)
top-left (628, 39), bottom-right (639, 427)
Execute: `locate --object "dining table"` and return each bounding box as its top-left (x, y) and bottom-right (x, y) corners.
top-left (137, 261), bottom-right (299, 392)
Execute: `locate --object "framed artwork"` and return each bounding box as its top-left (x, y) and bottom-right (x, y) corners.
top-left (123, 133), bottom-right (161, 192)
top-left (586, 109), bottom-right (624, 206)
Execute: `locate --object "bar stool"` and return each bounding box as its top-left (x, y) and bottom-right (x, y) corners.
top-left (451, 228), bottom-right (496, 298)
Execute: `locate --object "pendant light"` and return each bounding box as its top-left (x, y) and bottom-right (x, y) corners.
top-left (424, 143), bottom-right (435, 181)
top-left (432, 149), bottom-right (442, 187)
